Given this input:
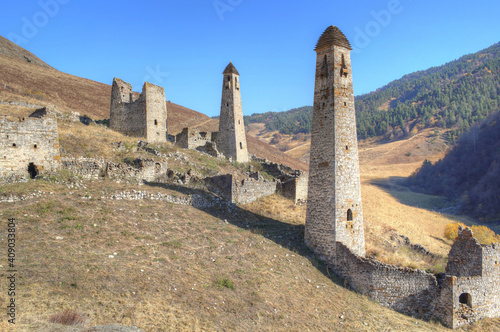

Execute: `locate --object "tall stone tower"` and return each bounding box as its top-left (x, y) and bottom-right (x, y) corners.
top-left (217, 62), bottom-right (249, 163)
top-left (305, 26), bottom-right (365, 260)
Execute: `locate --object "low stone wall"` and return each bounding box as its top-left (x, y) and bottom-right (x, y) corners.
top-left (61, 157), bottom-right (166, 182)
top-left (331, 242), bottom-right (439, 319)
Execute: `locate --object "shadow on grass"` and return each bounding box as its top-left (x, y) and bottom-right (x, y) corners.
top-left (144, 181), bottom-right (342, 285)
top-left (370, 176), bottom-right (451, 212)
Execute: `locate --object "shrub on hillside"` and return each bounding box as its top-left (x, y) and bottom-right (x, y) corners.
top-left (444, 223), bottom-right (500, 245)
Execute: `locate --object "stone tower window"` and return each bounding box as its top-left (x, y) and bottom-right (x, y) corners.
top-left (154, 119), bottom-right (158, 126)
top-left (347, 209), bottom-right (353, 221)
top-left (459, 293), bottom-right (472, 307)
top-left (341, 54), bottom-right (349, 77)
top-left (34, 144), bottom-right (37, 149)
top-left (320, 55), bottom-right (328, 79)
top-left (12, 143), bottom-right (16, 147)
top-left (240, 142), bottom-right (243, 149)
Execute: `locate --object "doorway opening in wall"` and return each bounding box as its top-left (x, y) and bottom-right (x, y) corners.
top-left (459, 293), bottom-right (472, 307)
top-left (27, 162), bottom-right (39, 179)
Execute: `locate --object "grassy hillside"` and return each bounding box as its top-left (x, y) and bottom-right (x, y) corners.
top-left (0, 35), bottom-right (52, 69)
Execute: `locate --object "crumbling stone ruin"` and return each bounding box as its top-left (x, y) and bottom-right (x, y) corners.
top-left (0, 109), bottom-right (60, 180)
top-left (175, 128), bottom-right (221, 157)
top-left (205, 172), bottom-right (276, 204)
top-left (216, 62), bottom-right (249, 163)
top-left (110, 78), bottom-right (167, 143)
top-left (252, 156), bottom-right (308, 203)
top-left (305, 25), bottom-right (500, 328)
top-left (61, 157), bottom-right (166, 183)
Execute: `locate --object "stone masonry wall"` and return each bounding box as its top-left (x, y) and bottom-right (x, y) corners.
top-left (332, 242), bottom-right (439, 319)
top-left (110, 78), bottom-right (167, 143)
top-left (0, 114), bottom-right (60, 179)
top-left (175, 128), bottom-right (217, 150)
top-left (446, 227), bottom-right (483, 277)
top-left (205, 174), bottom-right (276, 204)
top-left (61, 157), bottom-right (166, 182)
top-left (252, 156), bottom-right (308, 203)
top-left (440, 227), bottom-right (500, 328)
top-left (280, 175), bottom-right (308, 203)
top-left (327, 227), bottom-right (500, 328)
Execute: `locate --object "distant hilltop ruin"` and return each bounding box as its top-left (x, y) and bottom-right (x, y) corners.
top-left (110, 78), bottom-right (167, 143)
top-left (305, 25), bottom-right (500, 329)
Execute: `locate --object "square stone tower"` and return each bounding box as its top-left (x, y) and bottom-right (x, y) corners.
top-left (305, 26), bottom-right (365, 260)
top-left (110, 78), bottom-right (167, 143)
top-left (217, 62), bottom-right (249, 163)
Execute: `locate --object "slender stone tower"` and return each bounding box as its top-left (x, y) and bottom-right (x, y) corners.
top-left (217, 62), bottom-right (249, 163)
top-left (305, 26), bottom-right (365, 260)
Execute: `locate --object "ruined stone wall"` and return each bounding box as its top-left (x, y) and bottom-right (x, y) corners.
top-left (446, 227), bottom-right (483, 277)
top-left (217, 63), bottom-right (249, 163)
top-left (332, 242), bottom-right (439, 318)
top-left (110, 78), bottom-right (167, 143)
top-left (280, 175), bottom-right (308, 203)
top-left (252, 156), bottom-right (308, 203)
top-left (0, 115), bottom-right (60, 179)
top-left (176, 128), bottom-right (216, 150)
top-left (205, 174), bottom-right (276, 204)
top-left (61, 157), bottom-right (166, 182)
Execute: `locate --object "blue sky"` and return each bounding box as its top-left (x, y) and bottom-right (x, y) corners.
top-left (1, 0), bottom-right (499, 117)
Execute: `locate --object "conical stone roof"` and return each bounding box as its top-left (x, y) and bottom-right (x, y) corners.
top-left (223, 61), bottom-right (240, 75)
top-left (315, 25), bottom-right (352, 51)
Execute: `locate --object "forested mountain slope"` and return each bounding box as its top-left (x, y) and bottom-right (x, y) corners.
top-left (407, 110), bottom-right (500, 223)
top-left (245, 42), bottom-right (500, 144)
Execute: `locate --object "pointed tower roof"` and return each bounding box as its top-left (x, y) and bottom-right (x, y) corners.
top-left (223, 61), bottom-right (240, 75)
top-left (315, 25), bottom-right (352, 51)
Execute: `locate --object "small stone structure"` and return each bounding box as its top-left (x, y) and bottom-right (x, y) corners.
top-left (110, 78), bottom-right (167, 143)
top-left (0, 110), bottom-right (60, 180)
top-left (280, 175), bottom-right (308, 203)
top-left (175, 128), bottom-right (221, 157)
top-left (205, 173), bottom-right (276, 204)
top-left (305, 25), bottom-right (365, 259)
top-left (252, 156), bottom-right (309, 203)
top-left (305, 25), bottom-right (500, 328)
top-left (217, 62), bottom-right (249, 163)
